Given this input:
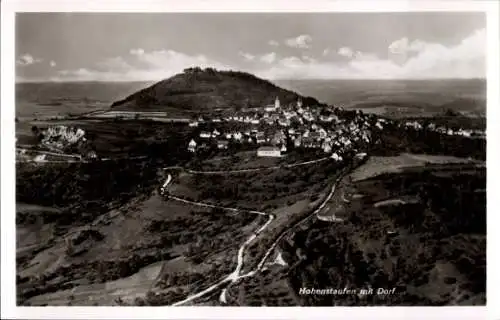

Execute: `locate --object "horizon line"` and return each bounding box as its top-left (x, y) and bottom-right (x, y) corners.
top-left (15, 77), bottom-right (487, 84)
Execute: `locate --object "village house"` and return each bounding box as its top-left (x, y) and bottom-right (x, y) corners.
top-left (272, 131), bottom-right (286, 145)
top-left (34, 154), bottom-right (46, 162)
top-left (309, 131), bottom-right (321, 142)
top-left (233, 132), bottom-right (243, 141)
top-left (294, 137), bottom-right (302, 147)
top-left (278, 117), bottom-right (290, 127)
top-left (86, 150), bottom-right (98, 160)
top-left (257, 146), bottom-right (281, 157)
top-left (302, 137), bottom-right (315, 148)
top-left (331, 153), bottom-right (343, 161)
top-left (256, 132), bottom-right (266, 144)
top-left (199, 131), bottom-right (211, 139)
top-left (217, 140), bottom-right (229, 149)
top-left (188, 139), bottom-right (197, 152)
top-left (355, 152), bottom-right (367, 159)
top-left (322, 141), bottom-right (332, 153)
top-left (318, 128), bottom-right (327, 139)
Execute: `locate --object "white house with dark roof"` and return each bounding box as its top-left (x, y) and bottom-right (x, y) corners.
top-left (188, 139), bottom-right (197, 152)
top-left (233, 132), bottom-right (243, 141)
top-left (257, 146), bottom-right (281, 157)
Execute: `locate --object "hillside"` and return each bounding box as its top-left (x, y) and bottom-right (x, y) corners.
top-left (110, 68), bottom-right (324, 112)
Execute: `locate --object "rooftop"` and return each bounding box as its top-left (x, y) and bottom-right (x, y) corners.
top-left (257, 146), bottom-right (280, 152)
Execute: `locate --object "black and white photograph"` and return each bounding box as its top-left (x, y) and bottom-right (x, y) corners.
top-left (1, 0), bottom-right (499, 319)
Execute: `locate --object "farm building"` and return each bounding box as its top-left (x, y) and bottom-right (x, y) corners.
top-left (257, 146), bottom-right (281, 157)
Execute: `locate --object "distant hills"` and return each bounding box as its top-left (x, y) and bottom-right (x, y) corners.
top-left (15, 73), bottom-right (486, 119)
top-left (110, 67), bottom-right (324, 112)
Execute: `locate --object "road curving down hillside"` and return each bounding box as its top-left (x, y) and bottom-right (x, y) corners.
top-left (157, 173), bottom-right (274, 306)
top-left (159, 160), bottom-right (350, 306)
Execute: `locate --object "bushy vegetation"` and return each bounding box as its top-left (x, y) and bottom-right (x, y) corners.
top-left (16, 159), bottom-right (158, 226)
top-left (176, 160), bottom-right (343, 210)
top-left (271, 166), bottom-right (486, 306)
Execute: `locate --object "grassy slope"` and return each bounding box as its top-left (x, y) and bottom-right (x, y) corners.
top-left (110, 69), bottom-right (323, 113)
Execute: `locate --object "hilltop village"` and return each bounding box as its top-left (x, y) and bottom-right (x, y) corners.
top-left (184, 96), bottom-right (485, 161)
top-left (186, 96), bottom-right (375, 161)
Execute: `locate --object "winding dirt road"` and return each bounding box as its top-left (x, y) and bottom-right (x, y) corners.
top-left (158, 173), bottom-right (275, 306)
top-left (160, 161), bottom-right (348, 306)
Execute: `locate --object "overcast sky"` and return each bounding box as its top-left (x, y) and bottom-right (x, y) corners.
top-left (15, 12), bottom-right (486, 82)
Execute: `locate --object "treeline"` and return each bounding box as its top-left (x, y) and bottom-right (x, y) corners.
top-left (16, 159), bottom-right (158, 225)
top-left (370, 125), bottom-right (486, 160)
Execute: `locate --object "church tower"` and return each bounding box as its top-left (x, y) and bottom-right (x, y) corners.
top-left (274, 96), bottom-right (280, 110)
top-left (297, 98), bottom-right (303, 108)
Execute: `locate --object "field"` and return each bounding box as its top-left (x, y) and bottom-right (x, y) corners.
top-left (349, 153), bottom-right (483, 182)
top-left (15, 82), bottom-right (152, 120)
